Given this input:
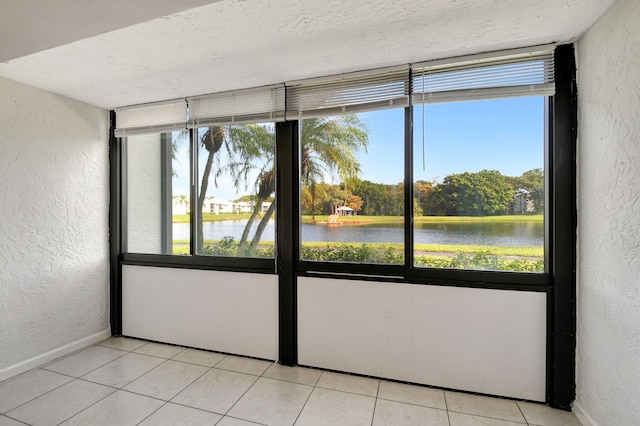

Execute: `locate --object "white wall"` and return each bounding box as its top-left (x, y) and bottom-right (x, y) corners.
top-left (576, 0), bottom-right (640, 424)
top-left (298, 277), bottom-right (547, 401)
top-left (122, 266), bottom-right (278, 360)
top-left (0, 77), bottom-right (110, 380)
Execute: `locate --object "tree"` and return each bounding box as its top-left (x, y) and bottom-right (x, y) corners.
top-left (425, 170), bottom-right (513, 216)
top-left (414, 180), bottom-right (433, 216)
top-left (353, 180), bottom-right (387, 215)
top-left (301, 115), bottom-right (369, 223)
top-left (198, 126), bottom-right (225, 248)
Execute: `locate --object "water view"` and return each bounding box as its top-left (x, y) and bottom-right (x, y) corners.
top-left (173, 219), bottom-right (543, 247)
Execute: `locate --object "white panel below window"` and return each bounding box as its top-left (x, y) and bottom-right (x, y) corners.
top-left (298, 277), bottom-right (546, 401)
top-left (122, 265), bottom-right (278, 360)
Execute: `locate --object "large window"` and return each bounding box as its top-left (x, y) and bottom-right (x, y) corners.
top-left (287, 67), bottom-right (409, 265)
top-left (299, 110), bottom-right (405, 265)
top-left (412, 98), bottom-right (546, 272)
top-left (195, 124), bottom-right (276, 258)
top-left (116, 47), bottom-right (558, 276)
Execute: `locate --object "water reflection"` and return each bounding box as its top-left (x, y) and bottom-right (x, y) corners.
top-left (173, 219), bottom-right (543, 247)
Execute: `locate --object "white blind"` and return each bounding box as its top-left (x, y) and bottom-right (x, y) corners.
top-left (412, 49), bottom-right (555, 104)
top-left (188, 84), bottom-right (285, 128)
top-left (114, 99), bottom-right (186, 137)
top-left (286, 66), bottom-right (410, 119)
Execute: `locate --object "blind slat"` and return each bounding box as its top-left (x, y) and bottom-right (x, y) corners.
top-left (188, 85), bottom-right (285, 128)
top-left (286, 66), bottom-right (410, 119)
top-left (412, 50), bottom-right (555, 104)
top-left (115, 99), bottom-right (186, 137)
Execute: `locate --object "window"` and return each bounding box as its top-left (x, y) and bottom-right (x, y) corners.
top-left (115, 46), bottom-right (559, 277)
top-left (194, 123), bottom-right (276, 258)
top-left (410, 49), bottom-right (553, 273)
top-left (117, 100), bottom-right (191, 255)
top-left (412, 98), bottom-right (546, 272)
top-left (116, 86), bottom-right (284, 266)
top-left (286, 67), bottom-right (409, 265)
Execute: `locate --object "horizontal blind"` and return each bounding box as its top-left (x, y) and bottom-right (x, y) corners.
top-left (286, 66), bottom-right (410, 119)
top-left (114, 99), bottom-right (186, 137)
top-left (412, 49), bottom-right (555, 104)
top-left (188, 84), bottom-right (285, 128)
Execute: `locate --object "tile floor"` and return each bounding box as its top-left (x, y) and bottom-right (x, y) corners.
top-left (0, 338), bottom-right (582, 426)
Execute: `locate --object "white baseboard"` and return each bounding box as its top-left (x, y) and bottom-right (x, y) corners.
top-left (573, 401), bottom-right (598, 426)
top-left (0, 328), bottom-right (111, 382)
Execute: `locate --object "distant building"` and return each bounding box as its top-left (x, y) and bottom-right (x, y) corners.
top-left (336, 206), bottom-right (355, 216)
top-left (513, 192), bottom-right (535, 214)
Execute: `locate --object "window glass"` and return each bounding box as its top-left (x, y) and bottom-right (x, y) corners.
top-left (195, 124), bottom-right (276, 258)
top-left (300, 110), bottom-right (404, 264)
top-left (127, 131), bottom-right (191, 255)
top-left (412, 97), bottom-right (545, 272)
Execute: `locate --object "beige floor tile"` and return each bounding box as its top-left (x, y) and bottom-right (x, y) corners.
top-left (97, 337), bottom-right (146, 351)
top-left (44, 346), bottom-right (127, 377)
top-left (0, 369), bottom-right (73, 413)
top-left (262, 364), bottom-right (322, 386)
top-left (378, 380), bottom-right (447, 410)
top-left (372, 398), bottom-right (449, 426)
top-left (445, 391), bottom-right (526, 422)
top-left (60, 390), bottom-right (164, 426)
top-left (228, 377), bottom-right (312, 425)
top-left (172, 348), bottom-right (226, 367)
top-left (215, 356), bottom-right (273, 376)
top-left (0, 415), bottom-right (25, 426)
top-left (172, 368), bottom-right (257, 414)
top-left (138, 402), bottom-right (223, 425)
top-left (449, 411), bottom-right (528, 426)
top-left (6, 379), bottom-right (115, 426)
top-left (217, 417), bottom-right (263, 426)
top-left (517, 401), bottom-right (582, 426)
top-left (82, 352), bottom-right (166, 388)
top-left (316, 371), bottom-right (379, 397)
top-left (133, 342), bottom-right (185, 359)
top-left (123, 360), bottom-right (208, 400)
top-left (296, 387), bottom-right (375, 426)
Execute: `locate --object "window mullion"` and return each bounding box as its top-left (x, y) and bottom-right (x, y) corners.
top-left (189, 128), bottom-right (198, 256)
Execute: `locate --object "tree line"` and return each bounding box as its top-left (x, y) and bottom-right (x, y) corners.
top-left (301, 168), bottom-right (544, 217)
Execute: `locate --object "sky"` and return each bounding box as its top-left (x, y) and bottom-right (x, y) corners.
top-left (172, 96), bottom-right (545, 200)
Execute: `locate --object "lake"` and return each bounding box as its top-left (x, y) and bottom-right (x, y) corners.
top-left (173, 219), bottom-right (543, 247)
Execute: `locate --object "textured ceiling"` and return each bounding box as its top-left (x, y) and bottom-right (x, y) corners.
top-left (0, 0), bottom-right (615, 109)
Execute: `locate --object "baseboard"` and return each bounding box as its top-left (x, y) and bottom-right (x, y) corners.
top-left (573, 401), bottom-right (598, 426)
top-left (0, 328), bottom-right (111, 382)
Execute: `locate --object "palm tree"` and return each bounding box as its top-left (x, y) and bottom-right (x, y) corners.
top-left (244, 114), bottom-right (369, 252)
top-left (198, 115), bottom-right (368, 256)
top-left (197, 126), bottom-right (225, 249)
top-left (300, 115), bottom-right (369, 223)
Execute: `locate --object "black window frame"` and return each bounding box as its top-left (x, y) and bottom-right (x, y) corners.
top-left (110, 44), bottom-right (576, 408)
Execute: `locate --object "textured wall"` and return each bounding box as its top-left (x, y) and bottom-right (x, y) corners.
top-left (576, 0), bottom-right (640, 424)
top-left (0, 77), bottom-right (109, 372)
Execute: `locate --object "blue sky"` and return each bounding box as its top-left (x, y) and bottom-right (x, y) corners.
top-left (359, 96), bottom-right (545, 185)
top-left (173, 96), bottom-right (545, 200)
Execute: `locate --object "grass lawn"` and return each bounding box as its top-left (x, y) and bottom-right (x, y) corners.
top-left (173, 213), bottom-right (253, 223)
top-left (173, 240), bottom-right (542, 258)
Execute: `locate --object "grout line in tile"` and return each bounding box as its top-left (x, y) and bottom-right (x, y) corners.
top-left (2, 412), bottom-right (30, 425)
top-left (443, 389), bottom-right (452, 426)
top-left (136, 400), bottom-right (170, 426)
top-left (370, 379), bottom-right (381, 426)
top-left (291, 382), bottom-right (315, 426)
top-left (52, 382), bottom-right (118, 426)
top-left (221, 373), bottom-right (262, 418)
top-left (1, 373), bottom-right (77, 415)
top-left (515, 401), bottom-right (531, 426)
